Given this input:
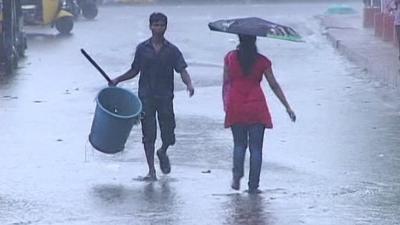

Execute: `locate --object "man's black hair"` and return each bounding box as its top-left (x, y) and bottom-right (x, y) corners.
top-left (149, 12), bottom-right (168, 25)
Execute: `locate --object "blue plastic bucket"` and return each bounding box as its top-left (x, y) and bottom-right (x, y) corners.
top-left (89, 87), bottom-right (142, 154)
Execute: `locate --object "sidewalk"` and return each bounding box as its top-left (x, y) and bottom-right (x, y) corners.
top-left (320, 13), bottom-right (400, 89)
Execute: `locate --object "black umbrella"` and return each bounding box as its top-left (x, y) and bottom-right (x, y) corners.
top-left (208, 17), bottom-right (303, 42)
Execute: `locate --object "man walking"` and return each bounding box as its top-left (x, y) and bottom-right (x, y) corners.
top-left (109, 12), bottom-right (194, 181)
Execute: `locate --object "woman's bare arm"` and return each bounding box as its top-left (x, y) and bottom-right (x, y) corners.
top-left (264, 68), bottom-right (296, 122)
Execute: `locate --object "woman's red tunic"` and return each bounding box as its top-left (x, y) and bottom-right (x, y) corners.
top-left (224, 50), bottom-right (273, 129)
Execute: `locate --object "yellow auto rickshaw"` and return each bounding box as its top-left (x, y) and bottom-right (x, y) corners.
top-left (0, 0), bottom-right (27, 74)
top-left (21, 0), bottom-right (74, 34)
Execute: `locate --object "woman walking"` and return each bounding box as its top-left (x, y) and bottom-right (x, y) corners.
top-left (223, 34), bottom-right (296, 194)
top-left (390, 0), bottom-right (400, 60)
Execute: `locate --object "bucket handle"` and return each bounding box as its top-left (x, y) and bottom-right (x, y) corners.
top-left (133, 111), bottom-right (145, 125)
top-left (80, 48), bottom-right (111, 83)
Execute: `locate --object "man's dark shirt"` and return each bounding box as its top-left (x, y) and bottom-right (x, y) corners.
top-left (131, 38), bottom-right (187, 99)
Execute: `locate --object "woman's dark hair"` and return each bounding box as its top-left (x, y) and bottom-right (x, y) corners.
top-left (237, 34), bottom-right (258, 76)
top-left (149, 12), bottom-right (168, 25)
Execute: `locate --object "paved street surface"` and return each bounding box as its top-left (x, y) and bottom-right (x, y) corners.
top-left (1, 2), bottom-right (400, 225)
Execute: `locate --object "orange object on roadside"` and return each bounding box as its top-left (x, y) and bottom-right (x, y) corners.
top-left (364, 7), bottom-right (381, 28)
top-left (383, 13), bottom-right (395, 41)
top-left (374, 12), bottom-right (384, 36)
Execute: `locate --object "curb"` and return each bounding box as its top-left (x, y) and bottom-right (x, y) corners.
top-left (325, 27), bottom-right (400, 89)
top-left (324, 30), bottom-right (369, 71)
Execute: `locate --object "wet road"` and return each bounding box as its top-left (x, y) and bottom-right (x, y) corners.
top-left (1, 2), bottom-right (400, 225)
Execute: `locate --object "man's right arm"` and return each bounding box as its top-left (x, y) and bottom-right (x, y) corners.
top-left (109, 45), bottom-right (141, 86)
top-left (109, 68), bottom-right (139, 86)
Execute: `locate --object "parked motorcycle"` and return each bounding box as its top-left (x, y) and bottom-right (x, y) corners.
top-left (0, 0), bottom-right (27, 74)
top-left (65, 0), bottom-right (98, 20)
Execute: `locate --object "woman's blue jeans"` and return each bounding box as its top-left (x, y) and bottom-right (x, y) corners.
top-left (231, 124), bottom-right (265, 190)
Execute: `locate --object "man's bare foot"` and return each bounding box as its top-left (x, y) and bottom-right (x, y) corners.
top-left (247, 188), bottom-right (262, 194)
top-left (231, 177), bottom-right (240, 190)
top-left (157, 149), bottom-right (171, 174)
top-left (138, 172), bottom-right (157, 182)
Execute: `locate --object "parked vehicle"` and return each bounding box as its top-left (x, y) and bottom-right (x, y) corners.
top-left (21, 0), bottom-right (75, 34)
top-left (0, 0), bottom-right (27, 74)
top-left (66, 0), bottom-right (98, 20)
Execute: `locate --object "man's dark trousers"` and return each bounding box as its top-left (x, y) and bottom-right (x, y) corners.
top-left (140, 96), bottom-right (176, 146)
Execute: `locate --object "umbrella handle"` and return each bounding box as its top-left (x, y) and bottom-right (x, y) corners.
top-left (80, 49), bottom-right (111, 83)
